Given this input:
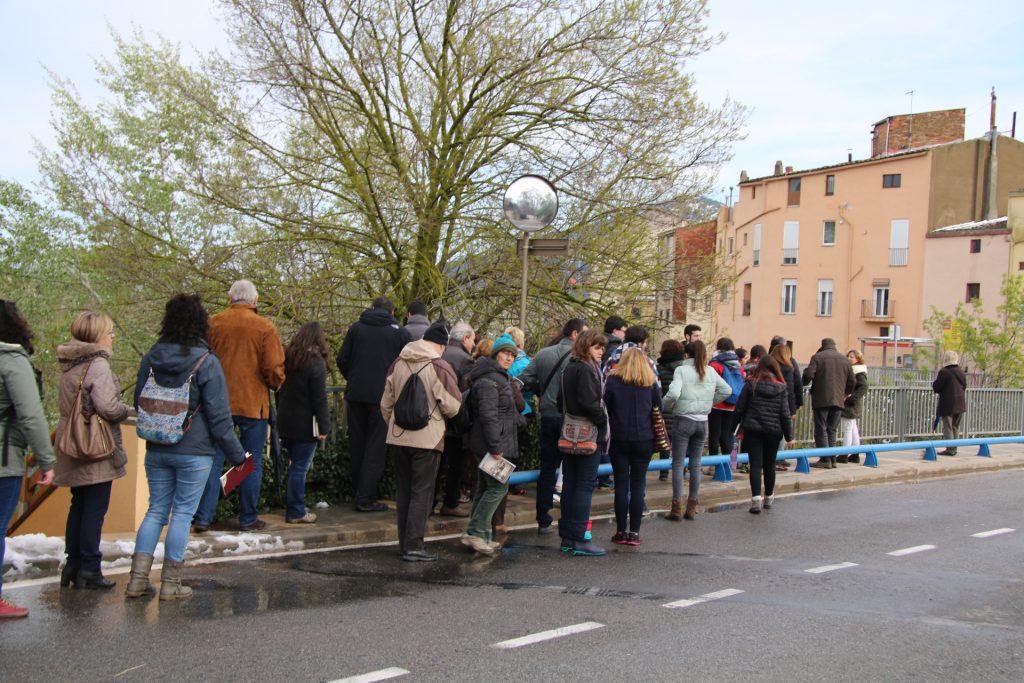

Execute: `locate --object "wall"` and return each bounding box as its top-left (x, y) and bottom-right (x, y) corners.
top-left (921, 230), bottom-right (1011, 325)
top-left (871, 108), bottom-right (965, 158)
top-left (930, 135), bottom-right (1024, 227)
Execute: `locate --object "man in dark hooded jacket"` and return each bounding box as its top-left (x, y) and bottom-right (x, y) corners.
top-left (802, 337), bottom-right (855, 468)
top-left (338, 297), bottom-right (412, 511)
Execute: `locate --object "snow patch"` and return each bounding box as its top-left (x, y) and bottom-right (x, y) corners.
top-left (3, 533), bottom-right (64, 579)
top-left (314, 501), bottom-right (329, 509)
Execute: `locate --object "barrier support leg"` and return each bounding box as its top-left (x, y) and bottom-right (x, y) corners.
top-left (864, 451), bottom-right (879, 468)
top-left (977, 443), bottom-right (991, 457)
top-left (795, 456), bottom-right (810, 474)
top-left (923, 446), bottom-right (937, 462)
top-left (713, 462), bottom-right (732, 482)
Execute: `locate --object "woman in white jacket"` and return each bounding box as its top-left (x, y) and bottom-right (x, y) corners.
top-left (663, 341), bottom-right (731, 521)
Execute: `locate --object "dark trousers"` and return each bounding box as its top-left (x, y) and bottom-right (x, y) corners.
top-left (65, 481), bottom-right (112, 573)
top-left (535, 415), bottom-right (564, 527)
top-left (437, 435), bottom-right (467, 509)
top-left (1, 475), bottom-right (23, 595)
top-left (744, 430), bottom-right (780, 497)
top-left (557, 448), bottom-right (600, 543)
top-left (609, 439), bottom-right (653, 533)
top-left (707, 409), bottom-right (738, 455)
top-left (393, 446), bottom-right (442, 553)
top-left (812, 407), bottom-right (843, 448)
top-left (347, 400), bottom-right (388, 507)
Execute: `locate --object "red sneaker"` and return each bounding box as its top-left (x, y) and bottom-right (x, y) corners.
top-left (625, 532), bottom-right (642, 546)
top-left (0, 596), bottom-right (29, 619)
top-left (611, 531), bottom-right (630, 545)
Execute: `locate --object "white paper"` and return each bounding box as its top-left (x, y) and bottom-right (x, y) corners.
top-left (478, 452), bottom-right (516, 484)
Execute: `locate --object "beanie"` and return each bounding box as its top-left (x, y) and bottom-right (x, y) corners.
top-left (423, 321), bottom-right (450, 345)
top-left (491, 333), bottom-right (518, 357)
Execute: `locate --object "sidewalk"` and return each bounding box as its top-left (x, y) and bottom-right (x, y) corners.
top-left (7, 443), bottom-right (1024, 581)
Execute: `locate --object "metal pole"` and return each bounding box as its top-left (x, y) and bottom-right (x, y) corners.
top-left (519, 230), bottom-right (529, 329)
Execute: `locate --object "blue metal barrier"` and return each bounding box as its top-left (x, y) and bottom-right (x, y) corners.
top-left (506, 436), bottom-right (1024, 485)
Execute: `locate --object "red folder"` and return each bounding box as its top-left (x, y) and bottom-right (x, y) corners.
top-left (220, 454), bottom-right (254, 496)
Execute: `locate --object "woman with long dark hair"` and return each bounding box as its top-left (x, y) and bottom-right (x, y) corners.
top-left (770, 341), bottom-right (802, 471)
top-left (655, 339), bottom-right (685, 481)
top-left (735, 356), bottom-right (794, 514)
top-left (54, 311), bottom-right (132, 589)
top-left (277, 322), bottom-right (331, 524)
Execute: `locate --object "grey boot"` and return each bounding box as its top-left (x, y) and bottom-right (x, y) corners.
top-left (159, 561), bottom-right (193, 601)
top-left (125, 553), bottom-right (155, 598)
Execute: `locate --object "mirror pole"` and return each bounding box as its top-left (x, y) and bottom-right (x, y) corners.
top-left (519, 230), bottom-right (530, 329)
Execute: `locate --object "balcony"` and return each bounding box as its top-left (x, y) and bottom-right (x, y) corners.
top-left (861, 299), bottom-right (896, 321)
top-left (889, 247), bottom-right (908, 266)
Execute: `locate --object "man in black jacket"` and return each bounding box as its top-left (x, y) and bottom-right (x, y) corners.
top-left (802, 338), bottom-right (855, 468)
top-left (933, 350), bottom-right (967, 455)
top-left (337, 297), bottom-right (412, 511)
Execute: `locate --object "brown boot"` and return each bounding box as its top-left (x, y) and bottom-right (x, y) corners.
top-left (848, 454), bottom-right (860, 464)
top-left (666, 499), bottom-right (683, 520)
top-left (684, 499), bottom-right (698, 520)
top-left (836, 455), bottom-right (848, 464)
top-left (125, 553), bottom-right (155, 598)
top-left (159, 561), bottom-right (192, 601)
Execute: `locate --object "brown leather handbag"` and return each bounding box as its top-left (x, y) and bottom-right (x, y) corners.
top-left (56, 360), bottom-right (116, 461)
top-left (651, 405), bottom-right (671, 451)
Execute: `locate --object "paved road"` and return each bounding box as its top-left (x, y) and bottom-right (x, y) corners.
top-left (2, 471), bottom-right (1022, 682)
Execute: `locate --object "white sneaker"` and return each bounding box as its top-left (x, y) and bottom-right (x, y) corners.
top-left (764, 494), bottom-right (775, 509)
top-left (461, 533), bottom-right (497, 555)
top-left (749, 496), bottom-right (762, 514)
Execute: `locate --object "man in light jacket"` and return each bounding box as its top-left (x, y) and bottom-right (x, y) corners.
top-left (802, 338), bottom-right (855, 468)
top-left (381, 321), bottom-right (462, 562)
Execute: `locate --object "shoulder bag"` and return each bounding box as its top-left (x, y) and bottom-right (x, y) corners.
top-left (557, 370), bottom-right (598, 456)
top-left (56, 359), bottom-right (116, 461)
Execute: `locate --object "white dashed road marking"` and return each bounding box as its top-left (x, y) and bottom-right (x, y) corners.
top-left (805, 562), bottom-right (859, 574)
top-left (662, 588), bottom-right (745, 609)
top-left (328, 667), bottom-right (410, 683)
top-left (971, 528), bottom-right (1015, 538)
top-left (887, 545), bottom-right (936, 556)
top-left (491, 622), bottom-right (606, 649)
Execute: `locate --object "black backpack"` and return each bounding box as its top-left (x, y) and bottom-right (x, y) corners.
top-left (393, 361), bottom-right (435, 431)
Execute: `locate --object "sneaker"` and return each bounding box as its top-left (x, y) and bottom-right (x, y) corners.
top-left (0, 596), bottom-right (29, 619)
top-left (286, 512), bottom-right (317, 524)
top-left (537, 524), bottom-right (554, 535)
top-left (571, 540), bottom-right (607, 557)
top-left (749, 495), bottom-right (762, 514)
top-left (625, 532), bottom-right (642, 546)
top-left (560, 538), bottom-right (574, 553)
top-left (611, 531), bottom-right (630, 545)
top-left (763, 494), bottom-right (775, 510)
top-left (401, 550), bottom-right (438, 562)
top-left (461, 533), bottom-right (497, 556)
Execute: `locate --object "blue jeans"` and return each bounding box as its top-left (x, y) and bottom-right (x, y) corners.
top-left (283, 439), bottom-right (317, 520)
top-left (194, 417), bottom-right (267, 527)
top-left (0, 475), bottom-right (23, 596)
top-left (672, 417), bottom-right (707, 501)
top-left (135, 452), bottom-right (214, 562)
top-left (535, 415), bottom-right (564, 527)
top-left (557, 449), bottom-right (600, 543)
top-left (609, 439), bottom-right (653, 533)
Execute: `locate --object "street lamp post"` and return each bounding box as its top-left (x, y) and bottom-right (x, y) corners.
top-left (503, 175), bottom-right (559, 329)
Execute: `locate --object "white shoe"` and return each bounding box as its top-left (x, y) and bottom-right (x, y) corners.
top-left (749, 496), bottom-right (762, 514)
top-left (461, 533), bottom-right (497, 556)
top-left (764, 494), bottom-right (775, 509)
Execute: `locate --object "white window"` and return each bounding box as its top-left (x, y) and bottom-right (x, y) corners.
top-left (890, 219), bottom-right (909, 266)
top-left (782, 221), bottom-right (799, 264)
top-left (817, 279), bottom-right (833, 316)
top-left (822, 220), bottom-right (836, 246)
top-left (753, 223), bottom-right (762, 267)
top-left (873, 286), bottom-right (890, 317)
top-left (782, 279), bottom-right (797, 314)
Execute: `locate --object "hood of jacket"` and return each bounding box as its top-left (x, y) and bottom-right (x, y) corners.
top-left (359, 307), bottom-right (401, 328)
top-left (851, 363), bottom-right (868, 375)
top-left (752, 378), bottom-right (788, 399)
top-left (146, 341), bottom-right (213, 374)
top-left (0, 341), bottom-right (29, 358)
top-left (712, 351), bottom-right (741, 368)
top-left (398, 338), bottom-right (442, 363)
top-left (469, 355), bottom-right (507, 383)
top-left (56, 339), bottom-right (110, 371)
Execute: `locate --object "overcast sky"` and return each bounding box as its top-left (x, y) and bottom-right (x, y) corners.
top-left (2, 0), bottom-right (1021, 202)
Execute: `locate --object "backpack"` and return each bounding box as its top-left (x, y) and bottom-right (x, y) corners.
top-left (393, 361), bottom-right (435, 431)
top-left (136, 354), bottom-right (209, 445)
top-left (719, 362), bottom-right (745, 406)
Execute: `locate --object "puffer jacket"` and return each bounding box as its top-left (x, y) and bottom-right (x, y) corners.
top-left (657, 356), bottom-right (684, 397)
top-left (467, 357), bottom-right (519, 459)
top-left (0, 342), bottom-right (55, 477)
top-left (381, 339), bottom-right (462, 452)
top-left (337, 306), bottom-right (412, 404)
top-left (664, 359), bottom-right (732, 417)
top-left (53, 340), bottom-right (131, 487)
top-left (841, 364), bottom-right (869, 420)
top-left (735, 378), bottom-right (793, 441)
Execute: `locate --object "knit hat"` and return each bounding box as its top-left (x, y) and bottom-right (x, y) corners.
top-left (491, 333), bottom-right (518, 357)
top-left (423, 321), bottom-right (450, 345)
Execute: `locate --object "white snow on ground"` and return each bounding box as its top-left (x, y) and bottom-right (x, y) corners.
top-left (315, 501), bottom-right (329, 509)
top-left (3, 533), bottom-right (64, 580)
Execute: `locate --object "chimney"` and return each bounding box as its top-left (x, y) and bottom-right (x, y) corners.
top-left (785, 166), bottom-right (794, 174)
top-left (774, 161), bottom-right (783, 176)
top-left (985, 88), bottom-right (999, 220)
top-left (739, 170), bottom-right (749, 183)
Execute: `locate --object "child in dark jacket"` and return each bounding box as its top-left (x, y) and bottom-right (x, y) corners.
top-left (735, 356), bottom-right (794, 514)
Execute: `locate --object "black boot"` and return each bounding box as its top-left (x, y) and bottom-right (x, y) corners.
top-left (75, 570), bottom-right (116, 590)
top-left (60, 562), bottom-right (78, 588)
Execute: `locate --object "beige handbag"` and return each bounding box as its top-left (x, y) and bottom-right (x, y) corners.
top-left (56, 360), bottom-right (116, 461)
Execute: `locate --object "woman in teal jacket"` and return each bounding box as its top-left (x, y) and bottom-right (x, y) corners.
top-left (662, 340), bottom-right (731, 521)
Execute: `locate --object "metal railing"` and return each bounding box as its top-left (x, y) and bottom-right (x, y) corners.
top-left (889, 247), bottom-right (909, 266)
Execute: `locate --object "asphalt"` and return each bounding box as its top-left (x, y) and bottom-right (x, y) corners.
top-left (6, 442), bottom-right (1024, 580)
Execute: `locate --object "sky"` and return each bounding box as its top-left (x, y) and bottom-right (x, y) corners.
top-left (1, 0), bottom-right (1022, 202)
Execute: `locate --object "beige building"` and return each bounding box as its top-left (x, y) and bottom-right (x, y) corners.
top-left (716, 108), bottom-right (1024, 364)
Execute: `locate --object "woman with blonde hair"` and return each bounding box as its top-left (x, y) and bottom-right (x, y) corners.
top-left (603, 347), bottom-right (662, 545)
top-left (54, 311), bottom-right (132, 590)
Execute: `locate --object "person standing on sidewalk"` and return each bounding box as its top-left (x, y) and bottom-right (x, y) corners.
top-left (933, 350), bottom-right (967, 456)
top-left (839, 350), bottom-right (869, 464)
top-left (437, 321), bottom-right (475, 517)
top-left (380, 321), bottom-right (462, 562)
top-left (655, 339), bottom-right (685, 481)
top-left (277, 323), bottom-right (331, 524)
top-left (708, 337), bottom-right (745, 460)
top-left (735, 356), bottom-right (794, 514)
top-left (769, 340), bottom-right (803, 471)
top-left (802, 338), bottom-right (855, 469)
top-left (193, 280), bottom-right (285, 532)
top-left (337, 297), bottom-right (412, 512)
top-left (0, 300), bottom-right (56, 619)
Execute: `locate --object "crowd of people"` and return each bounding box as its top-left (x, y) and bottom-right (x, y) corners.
top-left (0, 291), bottom-right (972, 617)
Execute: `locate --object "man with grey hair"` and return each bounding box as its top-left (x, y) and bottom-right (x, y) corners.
top-left (194, 279), bottom-right (285, 532)
top-left (436, 321), bottom-right (475, 515)
top-left (933, 350), bottom-right (967, 455)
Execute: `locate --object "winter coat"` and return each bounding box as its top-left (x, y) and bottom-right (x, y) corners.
top-left (53, 340), bottom-right (131, 487)
top-left (663, 359), bottom-right (732, 418)
top-left (0, 342), bottom-right (56, 477)
top-left (380, 339), bottom-right (462, 452)
top-left (337, 307), bottom-right (412, 404)
top-left (467, 357), bottom-right (520, 459)
top-left (801, 341), bottom-right (855, 409)
top-left (558, 357), bottom-right (609, 444)
top-left (508, 349), bottom-right (534, 416)
top-left (134, 341), bottom-right (245, 463)
top-left (604, 375), bottom-right (662, 443)
top-left (709, 351), bottom-right (744, 411)
top-left (656, 356), bottom-right (684, 398)
top-left (277, 357), bottom-right (331, 441)
top-left (441, 341), bottom-right (474, 385)
top-left (207, 304), bottom-right (285, 419)
top-left (518, 338), bottom-right (574, 418)
top-left (404, 314), bottom-right (430, 341)
top-left (841, 364), bottom-right (869, 420)
top-left (932, 364), bottom-right (967, 417)
top-left (778, 363), bottom-right (800, 415)
top-left (735, 378), bottom-right (793, 441)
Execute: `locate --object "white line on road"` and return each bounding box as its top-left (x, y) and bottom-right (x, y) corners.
top-left (491, 622), bottom-right (605, 649)
top-left (662, 588), bottom-right (744, 609)
top-left (971, 528), bottom-right (1015, 538)
top-left (805, 562), bottom-right (859, 574)
top-left (327, 667), bottom-right (410, 683)
top-left (887, 545), bottom-right (936, 556)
